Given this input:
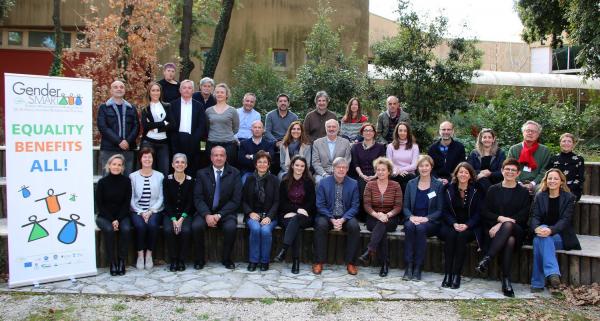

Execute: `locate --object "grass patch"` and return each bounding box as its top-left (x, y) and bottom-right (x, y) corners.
top-left (314, 299), bottom-right (343, 315)
top-left (259, 298), bottom-right (275, 305)
top-left (111, 303), bottom-right (127, 312)
top-left (197, 313), bottom-right (210, 320)
top-left (25, 307), bottom-right (76, 321)
top-left (456, 298), bottom-right (593, 321)
top-left (175, 306), bottom-right (185, 313)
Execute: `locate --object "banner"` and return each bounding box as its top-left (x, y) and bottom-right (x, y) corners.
top-left (4, 73), bottom-right (96, 288)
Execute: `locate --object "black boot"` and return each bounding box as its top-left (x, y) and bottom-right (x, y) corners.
top-left (502, 277), bottom-right (515, 297)
top-left (291, 258), bottom-right (300, 274)
top-left (117, 258), bottom-right (126, 276)
top-left (274, 248), bottom-right (287, 262)
top-left (247, 262), bottom-right (257, 272)
top-left (177, 260), bottom-right (186, 271)
top-left (413, 265), bottom-right (423, 280)
top-left (260, 263), bottom-right (269, 271)
top-left (402, 264), bottom-right (414, 280)
top-left (110, 261), bottom-right (118, 276)
top-left (476, 255), bottom-right (491, 274)
top-left (169, 259), bottom-right (177, 272)
top-left (358, 248), bottom-right (373, 266)
top-left (441, 273), bottom-right (452, 288)
top-left (451, 275), bottom-right (461, 289)
top-left (379, 261), bottom-right (389, 277)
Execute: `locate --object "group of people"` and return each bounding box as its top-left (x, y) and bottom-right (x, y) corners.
top-left (95, 63), bottom-right (585, 297)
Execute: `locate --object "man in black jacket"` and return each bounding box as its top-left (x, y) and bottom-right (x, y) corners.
top-left (427, 121), bottom-right (466, 184)
top-left (192, 146), bottom-right (241, 269)
top-left (97, 80), bottom-right (139, 175)
top-left (170, 80), bottom-right (207, 175)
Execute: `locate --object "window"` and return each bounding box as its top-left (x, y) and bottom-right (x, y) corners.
top-left (552, 45), bottom-right (582, 71)
top-left (273, 49), bottom-right (288, 68)
top-left (8, 31), bottom-right (23, 46)
top-left (28, 31), bottom-right (71, 49)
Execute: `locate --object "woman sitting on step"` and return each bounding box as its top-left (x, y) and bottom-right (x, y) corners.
top-left (274, 155), bottom-right (316, 274)
top-left (96, 154), bottom-right (132, 276)
top-left (476, 158), bottom-right (530, 297)
top-left (530, 168), bottom-right (581, 292)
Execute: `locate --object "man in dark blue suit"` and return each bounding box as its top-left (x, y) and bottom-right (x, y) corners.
top-left (313, 157), bottom-right (361, 275)
top-left (170, 80), bottom-right (207, 175)
top-left (192, 146), bottom-right (241, 270)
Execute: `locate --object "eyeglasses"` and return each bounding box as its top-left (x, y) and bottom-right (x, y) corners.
top-left (362, 129), bottom-right (374, 132)
top-left (503, 168), bottom-right (519, 172)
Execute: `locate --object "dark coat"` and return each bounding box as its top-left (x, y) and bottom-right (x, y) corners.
top-left (193, 164), bottom-right (241, 221)
top-left (531, 191), bottom-right (581, 251)
top-left (467, 149), bottom-right (506, 182)
top-left (427, 138), bottom-right (466, 181)
top-left (237, 138), bottom-right (276, 173)
top-left (141, 102), bottom-right (174, 143)
top-left (403, 177), bottom-right (444, 224)
top-left (481, 183), bottom-right (530, 230)
top-left (170, 98), bottom-right (207, 149)
top-left (278, 178), bottom-right (316, 221)
top-left (97, 98), bottom-right (139, 151)
top-left (242, 173), bottom-right (280, 220)
top-left (442, 182), bottom-right (483, 248)
top-left (163, 174), bottom-right (194, 220)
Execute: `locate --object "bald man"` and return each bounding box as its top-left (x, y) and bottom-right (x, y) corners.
top-left (376, 96), bottom-right (409, 144)
top-left (97, 80), bottom-right (139, 175)
top-left (427, 121), bottom-right (466, 184)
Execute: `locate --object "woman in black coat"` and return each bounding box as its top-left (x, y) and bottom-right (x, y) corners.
top-left (438, 162), bottom-right (482, 289)
top-left (95, 154), bottom-right (132, 276)
top-left (141, 81), bottom-right (173, 177)
top-left (530, 168), bottom-right (581, 292)
top-left (476, 158), bottom-right (530, 297)
top-left (243, 150), bottom-right (280, 272)
top-left (273, 155), bottom-right (316, 274)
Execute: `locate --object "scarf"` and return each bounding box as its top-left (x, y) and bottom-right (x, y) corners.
top-left (519, 141), bottom-right (539, 170)
top-left (253, 171), bottom-right (270, 204)
top-left (288, 140), bottom-right (301, 158)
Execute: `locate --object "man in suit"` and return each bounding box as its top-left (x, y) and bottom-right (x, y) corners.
top-left (170, 79), bottom-right (207, 175)
top-left (313, 157), bottom-right (361, 275)
top-left (192, 146), bottom-right (241, 269)
top-left (312, 119), bottom-right (352, 184)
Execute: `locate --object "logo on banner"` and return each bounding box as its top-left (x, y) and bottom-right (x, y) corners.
top-left (11, 81), bottom-right (84, 107)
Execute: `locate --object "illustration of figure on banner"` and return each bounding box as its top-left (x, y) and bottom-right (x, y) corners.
top-left (21, 215), bottom-right (49, 242)
top-left (58, 214), bottom-right (85, 244)
top-left (35, 188), bottom-right (66, 214)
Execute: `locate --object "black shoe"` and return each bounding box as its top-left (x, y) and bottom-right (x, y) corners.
top-left (177, 260), bottom-right (186, 271)
top-left (413, 265), bottom-right (423, 280)
top-left (291, 258), bottom-right (300, 274)
top-left (274, 248), bottom-right (287, 262)
top-left (110, 261), bottom-right (118, 276)
top-left (502, 277), bottom-right (515, 297)
top-left (358, 249), bottom-right (373, 266)
top-left (379, 262), bottom-right (389, 277)
top-left (194, 261), bottom-right (205, 270)
top-left (117, 259), bottom-right (126, 276)
top-left (247, 262), bottom-right (257, 272)
top-left (402, 264), bottom-right (414, 280)
top-left (441, 273), bottom-right (452, 288)
top-left (451, 275), bottom-right (461, 289)
top-left (223, 260), bottom-right (235, 270)
top-left (169, 260), bottom-right (177, 272)
top-left (476, 256), bottom-right (491, 274)
top-left (260, 263), bottom-right (269, 271)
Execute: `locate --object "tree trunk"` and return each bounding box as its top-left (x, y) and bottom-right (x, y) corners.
top-left (179, 0), bottom-right (194, 80)
top-left (49, 0), bottom-right (63, 76)
top-left (117, 3), bottom-right (135, 81)
top-left (202, 0), bottom-right (234, 78)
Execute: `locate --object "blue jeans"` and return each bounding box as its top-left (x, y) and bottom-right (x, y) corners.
top-left (247, 218), bottom-right (277, 263)
top-left (130, 212), bottom-right (163, 251)
top-left (531, 226), bottom-right (563, 288)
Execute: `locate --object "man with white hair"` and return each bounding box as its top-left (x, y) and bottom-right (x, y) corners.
top-left (235, 92), bottom-right (261, 142)
top-left (171, 79), bottom-right (207, 174)
top-left (311, 119), bottom-right (352, 184)
top-left (508, 120), bottom-right (551, 193)
top-left (192, 77), bottom-right (216, 111)
top-left (97, 80), bottom-right (139, 175)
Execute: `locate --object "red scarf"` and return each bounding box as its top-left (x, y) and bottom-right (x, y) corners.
top-left (518, 141), bottom-right (539, 170)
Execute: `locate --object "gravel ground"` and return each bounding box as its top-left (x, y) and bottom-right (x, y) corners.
top-left (0, 293), bottom-right (461, 321)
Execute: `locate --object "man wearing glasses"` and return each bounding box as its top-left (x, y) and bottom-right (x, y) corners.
top-left (507, 120), bottom-right (551, 194)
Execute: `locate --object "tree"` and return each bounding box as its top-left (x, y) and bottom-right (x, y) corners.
top-left (371, 0), bottom-right (481, 146)
top-left (203, 0), bottom-right (235, 78)
top-left (0, 0), bottom-right (16, 21)
top-left (295, 0), bottom-right (368, 116)
top-left (65, 0), bottom-right (173, 109)
top-left (516, 0), bottom-right (600, 78)
top-left (49, 0), bottom-right (64, 76)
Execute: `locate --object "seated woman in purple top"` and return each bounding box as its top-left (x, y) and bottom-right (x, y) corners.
top-left (386, 122), bottom-right (419, 192)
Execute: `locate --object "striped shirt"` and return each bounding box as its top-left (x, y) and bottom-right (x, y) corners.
top-left (138, 175), bottom-right (152, 211)
top-left (363, 180), bottom-right (403, 216)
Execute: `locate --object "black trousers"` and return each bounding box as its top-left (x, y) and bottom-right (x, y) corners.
top-left (438, 224), bottom-right (475, 275)
top-left (191, 214), bottom-right (237, 263)
top-left (171, 132), bottom-right (201, 175)
top-left (163, 216), bottom-right (192, 262)
top-left (96, 216), bottom-right (132, 262)
top-left (313, 216), bottom-right (360, 264)
top-left (281, 214), bottom-right (313, 258)
top-left (365, 215), bottom-right (399, 264)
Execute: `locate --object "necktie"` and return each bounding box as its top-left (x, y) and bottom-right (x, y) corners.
top-left (212, 169), bottom-right (222, 210)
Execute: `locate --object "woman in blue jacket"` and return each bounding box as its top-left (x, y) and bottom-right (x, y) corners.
top-left (467, 128), bottom-right (505, 192)
top-left (402, 155), bottom-right (444, 280)
top-left (438, 162), bottom-right (482, 289)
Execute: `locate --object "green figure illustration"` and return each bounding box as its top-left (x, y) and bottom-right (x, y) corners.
top-left (59, 94), bottom-right (68, 105)
top-left (21, 215), bottom-right (49, 242)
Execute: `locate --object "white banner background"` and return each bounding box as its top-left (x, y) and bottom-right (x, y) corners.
top-left (4, 73), bottom-right (96, 288)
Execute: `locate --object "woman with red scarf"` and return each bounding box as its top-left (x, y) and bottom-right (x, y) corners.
top-left (507, 120), bottom-right (551, 194)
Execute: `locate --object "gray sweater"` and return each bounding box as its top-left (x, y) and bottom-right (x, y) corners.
top-left (129, 170), bottom-right (164, 214)
top-left (206, 105), bottom-right (240, 142)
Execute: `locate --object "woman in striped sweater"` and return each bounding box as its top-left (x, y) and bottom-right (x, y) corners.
top-left (130, 147), bottom-right (164, 270)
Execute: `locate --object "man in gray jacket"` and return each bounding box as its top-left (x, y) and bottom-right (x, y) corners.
top-left (312, 119), bottom-right (351, 184)
top-left (376, 95), bottom-right (409, 144)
